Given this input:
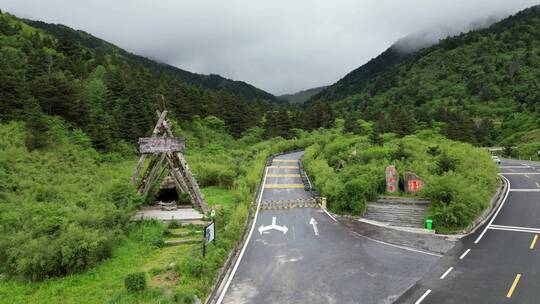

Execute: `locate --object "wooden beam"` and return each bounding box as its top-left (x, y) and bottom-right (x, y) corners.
top-left (152, 110), bottom-right (168, 135)
top-left (165, 153), bottom-right (190, 193)
top-left (131, 154), bottom-right (146, 184)
top-left (141, 154), bottom-right (166, 195)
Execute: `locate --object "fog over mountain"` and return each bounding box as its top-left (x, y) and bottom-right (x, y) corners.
top-left (1, 0), bottom-right (538, 94)
top-left (393, 15), bottom-right (503, 53)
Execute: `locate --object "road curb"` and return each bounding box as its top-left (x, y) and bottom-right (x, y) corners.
top-left (444, 176), bottom-right (508, 238)
top-left (204, 150), bottom-right (303, 304)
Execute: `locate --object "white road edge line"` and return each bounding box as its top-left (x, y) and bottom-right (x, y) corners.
top-left (440, 267), bottom-right (454, 280)
top-left (321, 207), bottom-right (337, 222)
top-left (459, 249), bottom-right (471, 260)
top-left (415, 289), bottom-right (432, 304)
top-left (216, 166), bottom-right (269, 304)
top-left (501, 165), bottom-right (530, 168)
top-left (349, 230), bottom-right (442, 257)
top-left (474, 174), bottom-right (511, 244)
top-left (501, 173), bottom-right (540, 175)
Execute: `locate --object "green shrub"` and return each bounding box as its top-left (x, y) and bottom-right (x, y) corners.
top-left (124, 272), bottom-right (146, 293)
top-left (129, 221), bottom-right (165, 248)
top-left (173, 289), bottom-right (194, 304)
top-left (178, 192), bottom-right (191, 205)
top-left (302, 128), bottom-right (498, 232)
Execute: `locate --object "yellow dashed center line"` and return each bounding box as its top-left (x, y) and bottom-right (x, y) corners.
top-left (264, 184), bottom-right (305, 189)
top-left (273, 159), bottom-right (300, 163)
top-left (506, 274), bottom-right (521, 298)
top-left (269, 166), bottom-right (300, 169)
top-left (266, 174), bottom-right (301, 178)
top-left (530, 235), bottom-right (538, 249)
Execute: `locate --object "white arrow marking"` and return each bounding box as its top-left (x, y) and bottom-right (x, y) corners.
top-left (258, 217), bottom-right (288, 235)
top-left (309, 217), bottom-right (319, 236)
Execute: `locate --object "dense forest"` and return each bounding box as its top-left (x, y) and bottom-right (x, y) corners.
top-left (0, 10), bottom-right (309, 152)
top-left (308, 5), bottom-right (540, 151)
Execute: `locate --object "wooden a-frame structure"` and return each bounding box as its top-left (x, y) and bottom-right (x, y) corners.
top-left (131, 109), bottom-right (209, 213)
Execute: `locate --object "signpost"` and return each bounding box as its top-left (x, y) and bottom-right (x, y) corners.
top-left (203, 220), bottom-right (215, 256)
top-left (138, 137), bottom-right (185, 154)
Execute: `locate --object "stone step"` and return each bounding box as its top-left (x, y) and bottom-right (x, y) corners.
top-left (164, 238), bottom-right (202, 246)
top-left (366, 210), bottom-right (426, 216)
top-left (364, 201), bottom-right (429, 228)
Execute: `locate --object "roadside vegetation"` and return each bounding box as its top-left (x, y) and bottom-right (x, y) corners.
top-left (297, 121), bottom-right (499, 233)
top-left (0, 116), bottom-right (307, 303)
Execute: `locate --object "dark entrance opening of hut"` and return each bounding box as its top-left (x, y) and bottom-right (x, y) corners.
top-left (156, 176), bottom-right (179, 203)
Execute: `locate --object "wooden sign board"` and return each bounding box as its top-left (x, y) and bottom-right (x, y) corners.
top-left (139, 137), bottom-right (185, 154)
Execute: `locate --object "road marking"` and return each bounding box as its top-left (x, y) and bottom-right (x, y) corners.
top-left (309, 218), bottom-right (319, 236)
top-left (415, 289), bottom-right (432, 304)
top-left (502, 172), bottom-right (540, 175)
top-left (501, 166), bottom-right (530, 168)
top-left (273, 159), bottom-right (299, 163)
top-left (475, 174), bottom-right (511, 244)
top-left (266, 173), bottom-right (301, 177)
top-left (525, 174), bottom-right (530, 179)
top-left (258, 216), bottom-right (288, 234)
top-left (530, 235), bottom-right (538, 249)
top-left (349, 230), bottom-right (442, 257)
top-left (216, 166), bottom-right (269, 304)
top-left (488, 224), bottom-right (540, 234)
top-left (509, 188), bottom-right (540, 192)
top-left (459, 249), bottom-right (471, 259)
top-left (321, 207), bottom-right (337, 222)
top-left (264, 183), bottom-right (304, 189)
top-left (536, 182), bottom-right (540, 188)
top-left (269, 165), bottom-right (299, 169)
top-left (440, 267), bottom-right (454, 279)
top-left (506, 274), bottom-right (521, 298)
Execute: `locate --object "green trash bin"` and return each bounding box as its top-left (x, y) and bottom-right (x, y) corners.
top-left (425, 219), bottom-right (433, 230)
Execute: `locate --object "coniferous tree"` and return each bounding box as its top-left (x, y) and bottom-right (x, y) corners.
top-left (25, 101), bottom-right (49, 151)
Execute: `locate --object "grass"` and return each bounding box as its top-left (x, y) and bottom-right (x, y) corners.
top-left (0, 237), bottom-right (166, 304)
top-left (0, 186), bottom-right (235, 304)
top-left (202, 186), bottom-right (237, 208)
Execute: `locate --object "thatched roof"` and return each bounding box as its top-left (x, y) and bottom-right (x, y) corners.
top-left (160, 176), bottom-right (176, 189)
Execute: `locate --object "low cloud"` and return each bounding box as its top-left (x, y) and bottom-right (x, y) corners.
top-left (1, 0), bottom-right (538, 94)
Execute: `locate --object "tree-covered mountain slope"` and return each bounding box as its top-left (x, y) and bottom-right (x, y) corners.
top-left (0, 10), bottom-right (281, 152)
top-left (25, 20), bottom-right (278, 103)
top-left (278, 86), bottom-right (328, 104)
top-left (308, 5), bottom-right (540, 147)
top-left (309, 47), bottom-right (411, 103)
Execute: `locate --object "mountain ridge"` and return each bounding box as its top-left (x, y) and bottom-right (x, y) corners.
top-left (24, 19), bottom-right (279, 102)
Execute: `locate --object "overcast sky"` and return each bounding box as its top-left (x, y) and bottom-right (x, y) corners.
top-left (1, 1), bottom-right (539, 95)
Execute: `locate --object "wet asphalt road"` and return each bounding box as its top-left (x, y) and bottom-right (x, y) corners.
top-left (395, 158), bottom-right (540, 304)
top-left (219, 151), bottom-right (439, 304)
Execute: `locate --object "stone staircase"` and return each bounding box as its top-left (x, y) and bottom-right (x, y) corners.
top-left (363, 197), bottom-right (430, 228)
